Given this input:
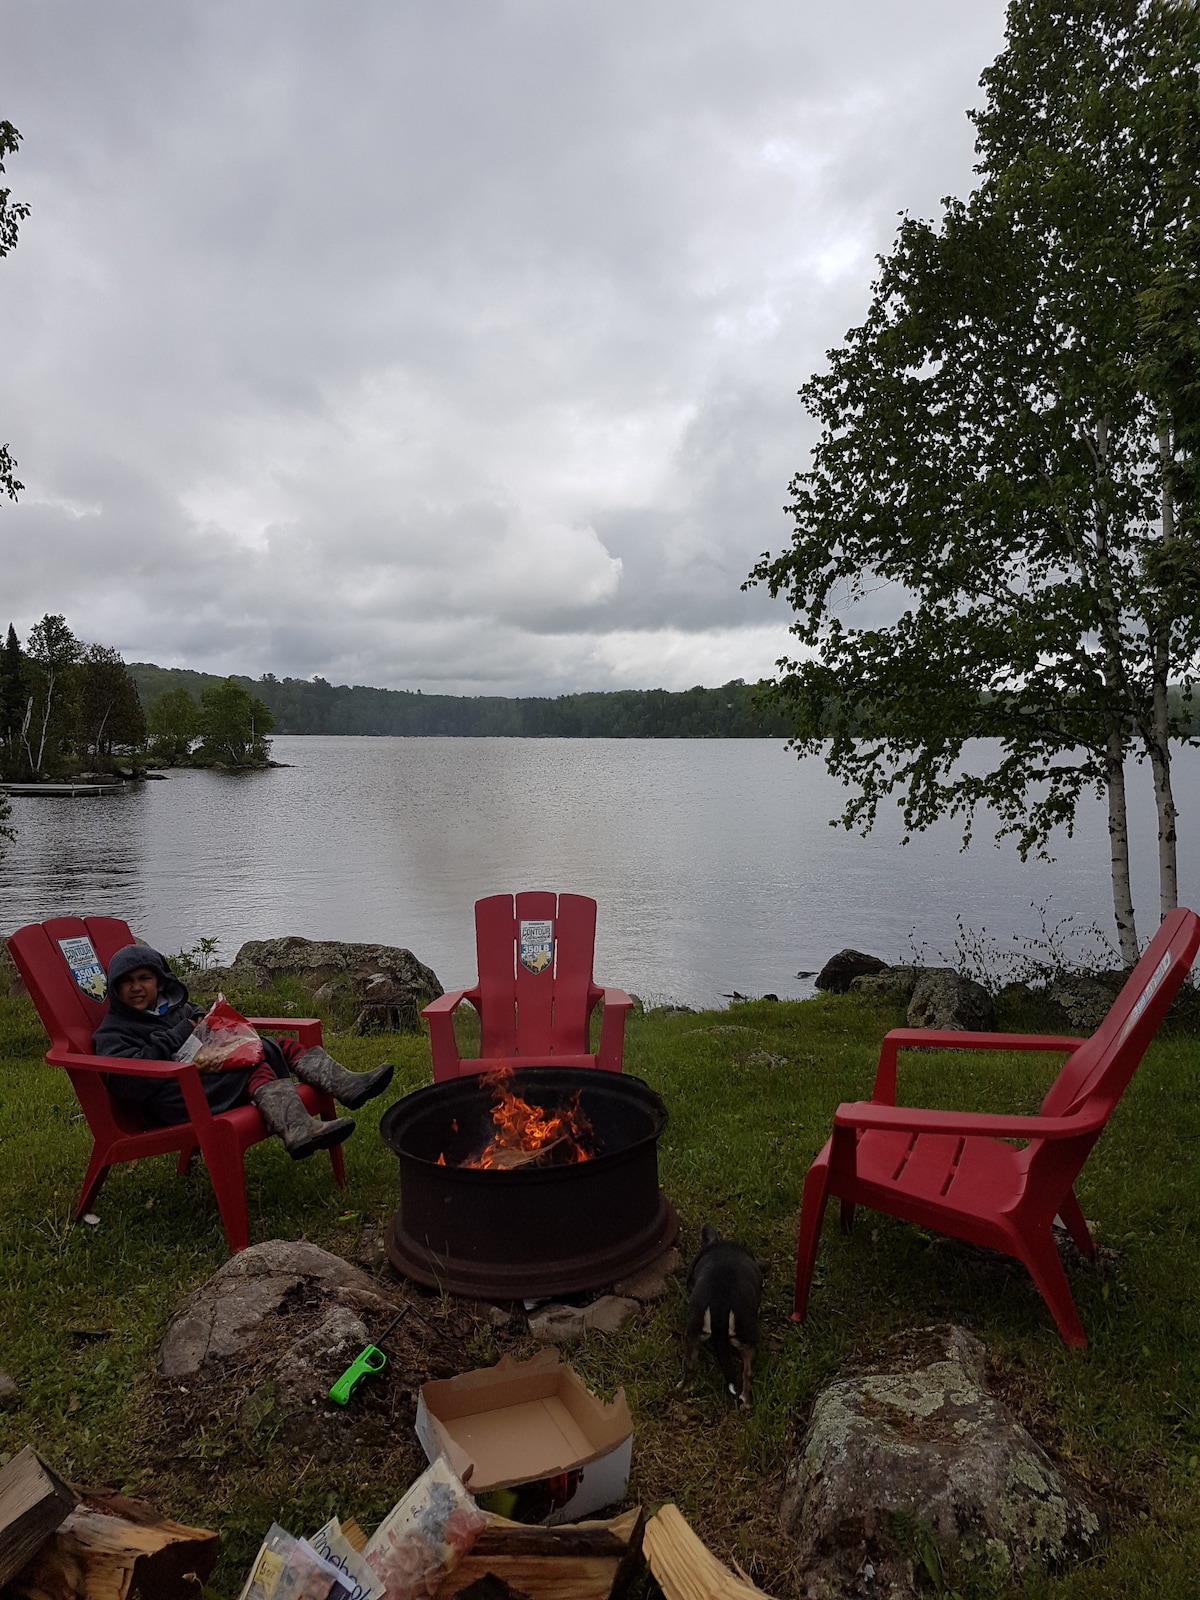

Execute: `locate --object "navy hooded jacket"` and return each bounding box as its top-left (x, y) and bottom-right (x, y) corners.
top-left (93, 944), bottom-right (265, 1127)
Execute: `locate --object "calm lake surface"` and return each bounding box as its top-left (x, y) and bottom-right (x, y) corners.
top-left (3, 737), bottom-right (1197, 1008)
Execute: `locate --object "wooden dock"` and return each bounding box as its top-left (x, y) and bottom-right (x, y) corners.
top-left (1, 782), bottom-right (128, 798)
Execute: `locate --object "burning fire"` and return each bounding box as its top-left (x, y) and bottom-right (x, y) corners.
top-left (446, 1068), bottom-right (595, 1170)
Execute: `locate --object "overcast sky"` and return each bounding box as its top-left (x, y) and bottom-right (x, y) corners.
top-left (1, 1), bottom-right (1009, 695)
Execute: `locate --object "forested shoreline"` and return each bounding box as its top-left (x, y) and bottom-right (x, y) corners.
top-left (128, 664), bottom-right (793, 738)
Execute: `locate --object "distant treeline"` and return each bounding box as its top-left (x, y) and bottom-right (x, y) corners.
top-left (128, 665), bottom-right (793, 738)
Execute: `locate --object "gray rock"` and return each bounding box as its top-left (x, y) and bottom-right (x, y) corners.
top-left (0, 1369), bottom-right (20, 1409)
top-left (584, 1295), bottom-right (640, 1334)
top-left (159, 1239), bottom-right (393, 1377)
top-left (526, 1295), bottom-right (639, 1341)
top-left (527, 1303), bottom-right (588, 1341)
top-left (816, 950), bottom-right (887, 994)
top-left (275, 1306), bottom-right (370, 1413)
top-left (194, 937), bottom-right (443, 1034)
top-left (614, 1247), bottom-right (681, 1301)
top-left (487, 1305), bottom-right (514, 1328)
top-left (780, 1325), bottom-right (1104, 1600)
top-left (1049, 976), bottom-right (1116, 1033)
top-left (850, 965), bottom-right (922, 1004)
top-left (907, 968), bottom-right (995, 1032)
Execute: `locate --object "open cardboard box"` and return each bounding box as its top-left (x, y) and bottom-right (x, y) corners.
top-left (415, 1348), bottom-right (633, 1527)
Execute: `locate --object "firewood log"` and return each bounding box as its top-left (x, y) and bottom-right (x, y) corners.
top-left (6, 1487), bottom-right (217, 1600)
top-left (0, 1448), bottom-right (76, 1588)
top-left (642, 1504), bottom-right (773, 1600)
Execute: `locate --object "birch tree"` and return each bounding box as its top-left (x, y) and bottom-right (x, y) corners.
top-left (25, 614), bottom-right (81, 775)
top-left (750, 0), bottom-right (1200, 964)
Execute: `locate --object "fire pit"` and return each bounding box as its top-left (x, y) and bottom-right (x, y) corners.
top-left (380, 1068), bottom-right (678, 1299)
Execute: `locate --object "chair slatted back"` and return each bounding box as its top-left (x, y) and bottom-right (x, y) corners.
top-left (8, 916), bottom-right (138, 1055)
top-left (1039, 907), bottom-right (1200, 1121)
top-left (474, 892), bottom-right (599, 1060)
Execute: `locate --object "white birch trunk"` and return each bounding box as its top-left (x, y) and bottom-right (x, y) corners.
top-left (1148, 422), bottom-right (1179, 919)
top-left (1105, 733), bottom-right (1139, 966)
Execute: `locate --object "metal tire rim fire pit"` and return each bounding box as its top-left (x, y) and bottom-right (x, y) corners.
top-left (380, 1068), bottom-right (678, 1299)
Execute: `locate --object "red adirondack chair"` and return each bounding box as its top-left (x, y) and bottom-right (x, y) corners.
top-left (7, 916), bottom-right (346, 1253)
top-left (793, 906), bottom-right (1200, 1347)
top-left (423, 892), bottom-right (633, 1082)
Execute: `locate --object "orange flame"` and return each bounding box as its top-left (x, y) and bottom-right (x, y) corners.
top-left (456, 1068), bottom-right (594, 1170)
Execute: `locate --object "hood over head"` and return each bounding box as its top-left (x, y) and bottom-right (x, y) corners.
top-left (104, 943), bottom-right (190, 1010)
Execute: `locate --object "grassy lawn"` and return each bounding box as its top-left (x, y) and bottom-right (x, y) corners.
top-left (1, 980), bottom-right (1198, 1597)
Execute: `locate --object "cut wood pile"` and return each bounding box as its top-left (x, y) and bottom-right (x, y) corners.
top-left (0, 1447), bottom-right (217, 1600)
top-left (0, 1445), bottom-right (761, 1600)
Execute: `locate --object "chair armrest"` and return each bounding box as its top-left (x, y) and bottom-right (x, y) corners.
top-left (872, 1028), bottom-right (1086, 1103)
top-left (597, 988), bottom-right (633, 1072)
top-left (49, 1051), bottom-right (217, 1129)
top-left (833, 1100), bottom-right (1104, 1140)
top-left (423, 989), bottom-right (476, 1080)
top-left (50, 1050), bottom-right (198, 1078)
top-left (249, 1017), bottom-right (323, 1048)
top-left (422, 990), bottom-right (471, 1017)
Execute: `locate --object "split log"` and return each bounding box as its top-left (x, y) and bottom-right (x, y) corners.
top-left (7, 1487), bottom-right (217, 1600)
top-left (434, 1508), bottom-right (643, 1600)
top-left (0, 1448), bottom-right (76, 1588)
top-left (643, 1504), bottom-right (773, 1600)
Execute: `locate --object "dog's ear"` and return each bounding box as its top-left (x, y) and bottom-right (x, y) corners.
top-left (700, 1223), bottom-right (720, 1248)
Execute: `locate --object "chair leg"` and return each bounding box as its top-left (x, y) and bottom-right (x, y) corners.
top-left (201, 1136), bottom-right (251, 1254)
top-left (793, 1161), bottom-right (833, 1322)
top-left (1056, 1190), bottom-right (1096, 1258)
top-left (1021, 1227), bottom-right (1089, 1348)
top-left (76, 1150), bottom-right (113, 1217)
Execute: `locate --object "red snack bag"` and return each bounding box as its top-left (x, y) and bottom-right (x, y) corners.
top-left (175, 993), bottom-right (266, 1073)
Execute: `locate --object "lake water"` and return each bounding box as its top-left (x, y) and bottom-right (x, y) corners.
top-left (3, 737), bottom-right (1197, 1008)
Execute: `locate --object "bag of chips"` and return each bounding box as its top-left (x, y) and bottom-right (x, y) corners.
top-left (175, 993), bottom-right (265, 1073)
top-left (362, 1459), bottom-right (486, 1600)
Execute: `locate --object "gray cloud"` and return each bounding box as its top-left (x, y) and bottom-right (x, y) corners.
top-left (1, 0), bottom-right (1007, 693)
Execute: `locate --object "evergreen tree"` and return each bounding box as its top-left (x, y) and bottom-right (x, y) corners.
top-left (76, 644), bottom-right (146, 764)
top-left (0, 622), bottom-right (27, 778)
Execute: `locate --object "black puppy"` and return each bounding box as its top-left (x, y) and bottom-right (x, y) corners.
top-left (682, 1225), bottom-right (765, 1408)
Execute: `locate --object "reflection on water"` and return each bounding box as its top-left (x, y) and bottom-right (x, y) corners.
top-left (2, 738), bottom-right (1196, 1008)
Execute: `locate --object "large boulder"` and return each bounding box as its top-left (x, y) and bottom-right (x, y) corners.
top-left (850, 965), bottom-right (922, 1005)
top-left (159, 1238), bottom-right (396, 1378)
top-left (193, 937), bottom-right (443, 1033)
top-left (1049, 975), bottom-right (1117, 1034)
top-left (816, 950), bottom-right (888, 994)
top-left (907, 968), bottom-right (995, 1031)
top-left (780, 1325), bottom-right (1104, 1599)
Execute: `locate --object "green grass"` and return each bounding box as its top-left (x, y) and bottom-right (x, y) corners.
top-left (1, 983), bottom-right (1198, 1597)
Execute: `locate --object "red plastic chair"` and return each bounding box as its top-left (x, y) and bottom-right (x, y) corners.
top-left (423, 891), bottom-right (633, 1082)
top-left (7, 916), bottom-right (346, 1253)
top-left (793, 906), bottom-right (1200, 1347)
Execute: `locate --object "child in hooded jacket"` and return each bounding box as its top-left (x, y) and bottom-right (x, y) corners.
top-left (94, 943), bottom-right (393, 1158)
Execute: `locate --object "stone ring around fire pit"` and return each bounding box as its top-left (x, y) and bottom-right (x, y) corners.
top-left (379, 1068), bottom-right (678, 1301)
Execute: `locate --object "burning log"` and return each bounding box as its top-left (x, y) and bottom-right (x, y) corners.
top-left (443, 1070), bottom-right (594, 1170)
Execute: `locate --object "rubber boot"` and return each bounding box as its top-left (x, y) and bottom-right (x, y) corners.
top-left (291, 1046), bottom-right (394, 1110)
top-left (252, 1076), bottom-right (355, 1160)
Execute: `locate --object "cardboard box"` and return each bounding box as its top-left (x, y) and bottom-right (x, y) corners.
top-left (415, 1348), bottom-right (633, 1526)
